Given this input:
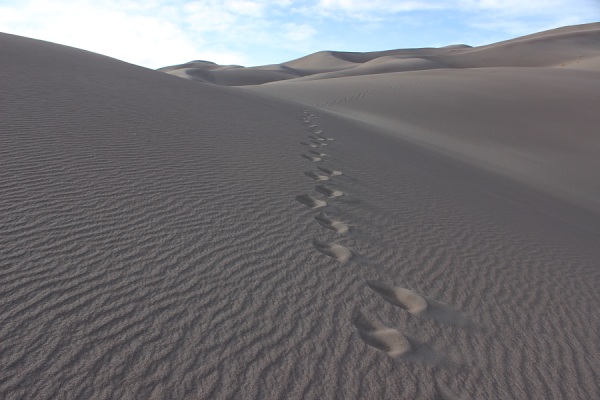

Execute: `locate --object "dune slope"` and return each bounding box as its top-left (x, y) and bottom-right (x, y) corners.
top-left (2, 25), bottom-right (600, 400)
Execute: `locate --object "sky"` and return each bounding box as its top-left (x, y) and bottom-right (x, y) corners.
top-left (0, 0), bottom-right (599, 69)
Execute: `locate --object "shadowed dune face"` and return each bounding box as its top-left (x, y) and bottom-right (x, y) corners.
top-left (2, 22), bottom-right (600, 400)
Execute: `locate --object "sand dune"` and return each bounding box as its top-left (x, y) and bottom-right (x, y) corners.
top-left (2, 23), bottom-right (600, 399)
top-left (251, 23), bottom-right (600, 222)
top-left (255, 68), bottom-right (600, 221)
top-left (163, 22), bottom-right (599, 85)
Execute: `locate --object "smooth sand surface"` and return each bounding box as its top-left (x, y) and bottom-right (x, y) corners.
top-left (2, 23), bottom-right (600, 399)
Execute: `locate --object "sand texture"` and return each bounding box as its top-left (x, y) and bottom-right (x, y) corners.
top-left (2, 23), bottom-right (600, 399)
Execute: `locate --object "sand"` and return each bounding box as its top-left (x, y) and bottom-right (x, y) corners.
top-left (1, 22), bottom-right (600, 399)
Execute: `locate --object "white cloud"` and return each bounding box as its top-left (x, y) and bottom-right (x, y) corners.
top-left (227, 0), bottom-right (266, 16)
top-left (0, 1), bottom-right (197, 68)
top-left (316, 0), bottom-right (448, 13)
top-left (183, 2), bottom-right (240, 33)
top-left (283, 22), bottom-right (316, 42)
top-left (0, 0), bottom-right (597, 68)
top-left (0, 0), bottom-right (289, 67)
top-left (310, 0), bottom-right (599, 22)
top-left (458, 0), bottom-right (567, 12)
top-left (304, 0), bottom-right (444, 21)
top-left (459, 0), bottom-right (600, 37)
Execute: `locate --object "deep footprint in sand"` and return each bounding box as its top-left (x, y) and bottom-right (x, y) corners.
top-left (367, 281), bottom-right (428, 314)
top-left (312, 239), bottom-right (352, 262)
top-left (301, 142), bottom-right (319, 148)
top-left (295, 194), bottom-right (327, 209)
top-left (305, 171), bottom-right (330, 181)
top-left (309, 150), bottom-right (327, 157)
top-left (314, 212), bottom-right (349, 234)
top-left (317, 166), bottom-right (342, 176)
top-left (354, 312), bottom-right (412, 357)
top-left (301, 154), bottom-right (322, 162)
top-left (315, 184), bottom-right (343, 198)
top-left (368, 281), bottom-right (474, 327)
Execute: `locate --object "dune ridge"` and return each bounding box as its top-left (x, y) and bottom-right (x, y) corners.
top-left (162, 23), bottom-right (600, 85)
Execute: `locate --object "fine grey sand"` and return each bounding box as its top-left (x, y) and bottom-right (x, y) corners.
top-left (2, 23), bottom-right (600, 399)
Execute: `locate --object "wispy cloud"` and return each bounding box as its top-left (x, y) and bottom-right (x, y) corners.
top-left (459, 0), bottom-right (600, 37)
top-left (315, 0), bottom-right (449, 13)
top-left (0, 0), bottom-right (297, 67)
top-left (0, 0), bottom-right (211, 67)
top-left (0, 0), bottom-right (597, 68)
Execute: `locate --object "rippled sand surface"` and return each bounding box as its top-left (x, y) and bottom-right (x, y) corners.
top-left (2, 24), bottom-right (600, 399)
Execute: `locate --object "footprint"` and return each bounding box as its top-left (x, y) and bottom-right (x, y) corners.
top-left (315, 184), bottom-right (343, 198)
top-left (312, 239), bottom-right (352, 262)
top-left (309, 150), bottom-right (327, 157)
top-left (354, 312), bottom-right (412, 357)
top-left (308, 124), bottom-right (318, 129)
top-left (314, 212), bottom-right (349, 234)
top-left (295, 194), bottom-right (327, 209)
top-left (304, 171), bottom-right (330, 181)
top-left (301, 142), bottom-right (319, 148)
top-left (309, 136), bottom-right (326, 141)
top-left (368, 282), bottom-right (474, 327)
top-left (301, 154), bottom-right (322, 162)
top-left (317, 167), bottom-right (342, 176)
top-left (366, 281), bottom-right (428, 314)
top-left (311, 140), bottom-right (327, 147)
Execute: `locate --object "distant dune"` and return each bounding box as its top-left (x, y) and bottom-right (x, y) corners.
top-left (2, 23), bottom-right (600, 399)
top-left (162, 22), bottom-right (600, 85)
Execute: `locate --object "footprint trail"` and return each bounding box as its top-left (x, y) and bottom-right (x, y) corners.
top-left (295, 108), bottom-right (465, 367)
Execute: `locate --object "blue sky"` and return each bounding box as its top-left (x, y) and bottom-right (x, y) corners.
top-left (1, 0), bottom-right (598, 69)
